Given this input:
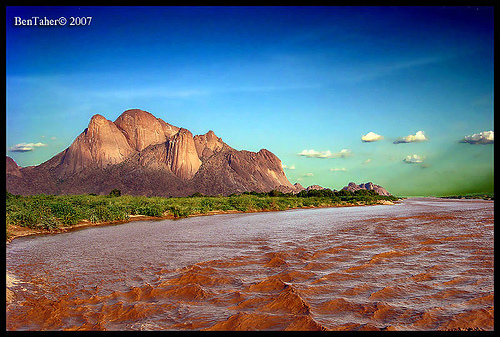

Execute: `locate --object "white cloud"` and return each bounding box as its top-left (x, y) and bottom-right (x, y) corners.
top-left (394, 131), bottom-right (428, 144)
top-left (298, 149), bottom-right (352, 158)
top-left (304, 172), bottom-right (314, 177)
top-left (403, 154), bottom-right (424, 164)
top-left (363, 158), bottom-right (372, 165)
top-left (298, 149), bottom-right (324, 157)
top-left (361, 131), bottom-right (384, 142)
top-left (330, 167), bottom-right (346, 172)
top-left (282, 163), bottom-right (296, 170)
top-left (460, 130), bottom-right (494, 144)
top-left (8, 142), bottom-right (48, 152)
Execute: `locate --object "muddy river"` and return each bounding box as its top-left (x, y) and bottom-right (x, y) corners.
top-left (6, 197), bottom-right (494, 330)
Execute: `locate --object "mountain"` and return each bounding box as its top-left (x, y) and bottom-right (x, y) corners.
top-left (342, 182), bottom-right (391, 196)
top-left (6, 156), bottom-right (22, 178)
top-left (293, 183), bottom-right (305, 192)
top-left (6, 109), bottom-right (299, 197)
top-left (305, 185), bottom-right (326, 191)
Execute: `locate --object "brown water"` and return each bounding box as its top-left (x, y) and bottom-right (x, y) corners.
top-left (6, 198), bottom-right (494, 331)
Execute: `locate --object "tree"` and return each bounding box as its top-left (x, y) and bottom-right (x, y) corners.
top-left (268, 189), bottom-right (283, 197)
top-left (109, 189), bottom-right (121, 197)
top-left (354, 189), bottom-right (370, 196)
top-left (335, 189), bottom-right (352, 197)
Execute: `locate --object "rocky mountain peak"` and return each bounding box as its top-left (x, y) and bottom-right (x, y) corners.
top-left (306, 185), bottom-right (326, 191)
top-left (57, 114), bottom-right (135, 177)
top-left (361, 182), bottom-right (375, 190)
top-left (86, 114), bottom-right (118, 140)
top-left (293, 182), bottom-right (305, 191)
top-left (88, 113), bottom-right (108, 126)
top-left (342, 181), bottom-right (391, 196)
top-left (6, 156), bottom-right (22, 178)
top-left (114, 109), bottom-right (170, 152)
top-left (194, 130), bottom-right (225, 160)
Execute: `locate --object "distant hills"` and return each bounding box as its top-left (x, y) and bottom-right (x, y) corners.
top-left (342, 182), bottom-right (391, 196)
top-left (6, 109), bottom-right (392, 197)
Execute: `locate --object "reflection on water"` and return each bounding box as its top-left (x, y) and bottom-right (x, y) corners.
top-left (6, 198), bottom-right (494, 330)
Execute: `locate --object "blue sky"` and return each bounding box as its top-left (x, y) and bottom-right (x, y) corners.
top-left (6, 6), bottom-right (494, 196)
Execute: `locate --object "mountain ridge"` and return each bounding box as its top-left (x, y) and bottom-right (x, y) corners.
top-left (6, 109), bottom-right (298, 197)
top-left (7, 109), bottom-right (392, 197)
top-left (342, 181), bottom-right (391, 196)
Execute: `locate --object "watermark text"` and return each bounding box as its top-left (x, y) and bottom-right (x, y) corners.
top-left (14, 16), bottom-right (92, 26)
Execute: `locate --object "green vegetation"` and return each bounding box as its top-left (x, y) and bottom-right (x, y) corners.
top-left (6, 189), bottom-right (399, 240)
top-left (439, 194), bottom-right (494, 200)
top-left (108, 189), bottom-right (121, 197)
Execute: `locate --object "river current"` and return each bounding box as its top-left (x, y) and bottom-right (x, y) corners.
top-left (6, 198), bottom-right (494, 330)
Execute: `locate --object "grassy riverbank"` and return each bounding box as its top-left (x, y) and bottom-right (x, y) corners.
top-left (6, 189), bottom-right (399, 242)
top-left (439, 194), bottom-right (494, 200)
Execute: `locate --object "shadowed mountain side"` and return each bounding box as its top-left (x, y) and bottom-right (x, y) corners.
top-left (6, 147), bottom-right (296, 197)
top-left (6, 156), bottom-right (22, 178)
top-left (188, 147), bottom-right (296, 196)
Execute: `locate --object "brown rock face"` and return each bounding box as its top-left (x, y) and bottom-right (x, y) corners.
top-left (293, 183), bottom-right (305, 193)
top-left (158, 118), bottom-right (181, 139)
top-left (114, 109), bottom-right (176, 151)
top-left (194, 130), bottom-right (224, 160)
top-left (56, 110), bottom-right (200, 180)
top-left (57, 114), bottom-right (135, 177)
top-left (166, 128), bottom-right (202, 180)
top-left (6, 156), bottom-right (22, 178)
top-left (6, 109), bottom-right (298, 197)
top-left (306, 185), bottom-right (326, 191)
top-left (255, 149), bottom-right (295, 190)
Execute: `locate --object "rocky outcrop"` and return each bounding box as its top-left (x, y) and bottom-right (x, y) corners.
top-left (56, 114), bottom-right (136, 178)
top-left (342, 182), bottom-right (391, 196)
top-left (194, 130), bottom-right (224, 160)
top-left (6, 156), bottom-right (22, 178)
top-left (293, 183), bottom-right (305, 192)
top-left (6, 109), bottom-right (297, 197)
top-left (166, 128), bottom-right (202, 180)
top-left (114, 109), bottom-right (179, 151)
top-left (306, 185), bottom-right (326, 191)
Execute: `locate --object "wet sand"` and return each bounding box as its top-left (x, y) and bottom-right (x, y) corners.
top-left (6, 198), bottom-right (493, 330)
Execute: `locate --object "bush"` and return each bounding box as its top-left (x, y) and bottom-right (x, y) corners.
top-left (108, 189), bottom-right (121, 197)
top-left (198, 198), bottom-right (214, 213)
top-left (40, 215), bottom-right (60, 230)
top-left (267, 189), bottom-right (283, 197)
top-left (138, 204), bottom-right (164, 217)
top-left (334, 189), bottom-right (352, 197)
top-left (90, 204), bottom-right (113, 223)
top-left (169, 205), bottom-right (190, 218)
